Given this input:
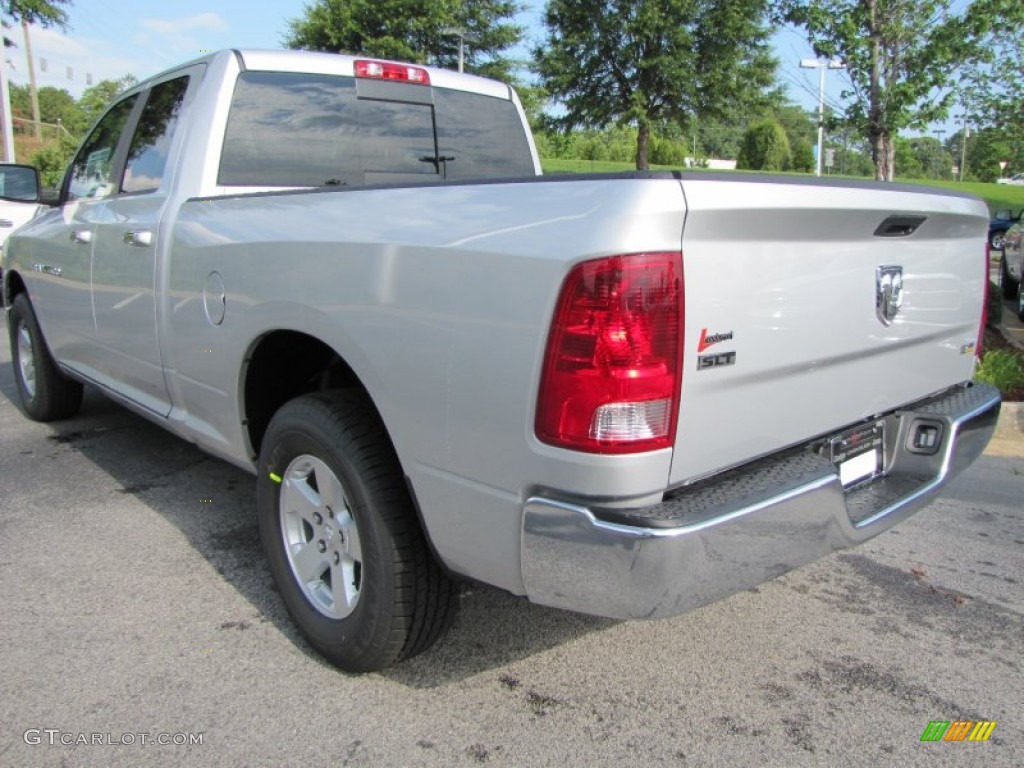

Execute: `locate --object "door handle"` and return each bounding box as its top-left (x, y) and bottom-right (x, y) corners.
top-left (70, 230), bottom-right (93, 244)
top-left (123, 230), bottom-right (153, 247)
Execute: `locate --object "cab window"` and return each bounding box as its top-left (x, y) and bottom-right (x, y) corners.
top-left (66, 96), bottom-right (138, 201)
top-left (121, 76), bottom-right (190, 194)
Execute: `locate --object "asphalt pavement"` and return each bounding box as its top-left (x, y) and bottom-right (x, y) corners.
top-left (1, 315), bottom-right (1021, 768)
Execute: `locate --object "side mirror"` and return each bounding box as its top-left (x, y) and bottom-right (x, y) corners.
top-left (0, 163), bottom-right (41, 203)
top-left (39, 187), bottom-right (61, 207)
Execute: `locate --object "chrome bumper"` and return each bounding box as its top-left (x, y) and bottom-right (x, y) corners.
top-left (521, 383), bottom-right (1001, 620)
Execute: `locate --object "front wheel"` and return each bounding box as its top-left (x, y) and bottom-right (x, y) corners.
top-left (257, 391), bottom-right (458, 672)
top-left (7, 293), bottom-right (83, 421)
top-left (1017, 281), bottom-right (1024, 322)
top-left (990, 229), bottom-right (1006, 252)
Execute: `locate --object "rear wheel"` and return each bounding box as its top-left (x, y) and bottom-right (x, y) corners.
top-left (8, 293), bottom-right (83, 421)
top-left (257, 391), bottom-right (458, 672)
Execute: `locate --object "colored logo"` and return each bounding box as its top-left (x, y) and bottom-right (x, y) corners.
top-left (697, 328), bottom-right (733, 353)
top-left (920, 721), bottom-right (997, 742)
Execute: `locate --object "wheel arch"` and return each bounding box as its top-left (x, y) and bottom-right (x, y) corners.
top-left (2, 267), bottom-right (28, 309)
top-left (239, 328), bottom-right (457, 579)
top-left (241, 329), bottom-right (373, 459)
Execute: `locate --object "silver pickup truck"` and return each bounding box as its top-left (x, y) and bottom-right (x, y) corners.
top-left (2, 50), bottom-right (1001, 672)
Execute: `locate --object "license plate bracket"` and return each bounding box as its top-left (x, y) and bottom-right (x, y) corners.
top-left (829, 421), bottom-right (885, 488)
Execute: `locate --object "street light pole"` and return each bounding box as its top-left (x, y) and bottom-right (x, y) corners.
top-left (440, 27), bottom-right (479, 73)
top-left (959, 113), bottom-right (969, 182)
top-left (799, 58), bottom-right (845, 177)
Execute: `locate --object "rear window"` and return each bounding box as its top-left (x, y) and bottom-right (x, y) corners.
top-left (218, 71), bottom-right (534, 187)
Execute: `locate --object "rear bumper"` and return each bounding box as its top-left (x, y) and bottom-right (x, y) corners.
top-left (520, 382), bottom-right (1001, 619)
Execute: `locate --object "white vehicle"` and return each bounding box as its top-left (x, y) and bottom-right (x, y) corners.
top-left (0, 164), bottom-right (43, 263)
top-left (3, 50), bottom-right (1002, 672)
top-left (996, 172), bottom-right (1024, 185)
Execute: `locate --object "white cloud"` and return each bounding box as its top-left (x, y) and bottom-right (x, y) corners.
top-left (139, 13), bottom-right (229, 36)
top-left (135, 13), bottom-right (229, 56)
top-left (5, 25), bottom-right (145, 98)
top-left (4, 14), bottom-right (230, 99)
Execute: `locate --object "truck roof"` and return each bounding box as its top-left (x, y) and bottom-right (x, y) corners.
top-left (136, 48), bottom-right (514, 101)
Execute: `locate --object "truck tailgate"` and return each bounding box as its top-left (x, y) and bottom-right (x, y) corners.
top-left (670, 176), bottom-right (988, 486)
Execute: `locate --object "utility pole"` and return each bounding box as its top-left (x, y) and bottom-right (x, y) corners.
top-left (932, 129), bottom-right (945, 178)
top-left (22, 20), bottom-right (40, 139)
top-left (0, 40), bottom-right (13, 162)
top-left (799, 58), bottom-right (845, 177)
top-left (959, 112), bottom-right (969, 182)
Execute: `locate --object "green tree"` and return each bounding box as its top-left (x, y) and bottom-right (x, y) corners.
top-left (1, 2), bottom-right (72, 155)
top-left (8, 82), bottom-right (31, 117)
top-left (35, 85), bottom-right (82, 131)
top-left (773, 103), bottom-right (816, 146)
top-left (736, 118), bottom-right (791, 171)
top-left (775, 0), bottom-right (1024, 181)
top-left (283, 0), bottom-right (523, 83)
top-left (790, 138), bottom-right (814, 172)
top-left (830, 128), bottom-right (874, 176)
top-left (29, 133), bottom-right (75, 187)
top-left (695, 116), bottom-right (747, 161)
top-left (535, 0), bottom-right (779, 170)
top-left (513, 79), bottom-right (548, 130)
top-left (892, 136), bottom-right (923, 179)
top-left (948, 127), bottom-right (1017, 183)
top-left (772, 103), bottom-right (816, 171)
top-left (962, 37), bottom-right (1023, 178)
top-left (1, 0), bottom-right (70, 26)
top-left (77, 75), bottom-right (137, 127)
top-left (902, 136), bottom-right (952, 180)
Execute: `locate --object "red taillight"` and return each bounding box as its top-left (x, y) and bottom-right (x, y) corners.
top-left (354, 60), bottom-right (430, 85)
top-left (536, 252), bottom-right (684, 454)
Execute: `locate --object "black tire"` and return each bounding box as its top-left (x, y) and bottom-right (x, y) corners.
top-left (1002, 255), bottom-right (1020, 301)
top-left (990, 228), bottom-right (1006, 252)
top-left (1017, 282), bottom-right (1024, 322)
top-left (8, 293), bottom-right (83, 421)
top-left (257, 391), bottom-right (458, 672)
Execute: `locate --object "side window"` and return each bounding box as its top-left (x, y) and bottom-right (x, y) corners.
top-left (121, 76), bottom-right (190, 194)
top-left (219, 72), bottom-right (361, 187)
top-left (66, 96), bottom-right (138, 201)
top-left (434, 88), bottom-right (535, 179)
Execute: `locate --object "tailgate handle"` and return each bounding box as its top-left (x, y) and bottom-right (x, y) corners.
top-left (874, 215), bottom-right (926, 238)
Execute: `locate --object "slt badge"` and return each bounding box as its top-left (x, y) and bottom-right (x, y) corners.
top-left (876, 265), bottom-right (903, 326)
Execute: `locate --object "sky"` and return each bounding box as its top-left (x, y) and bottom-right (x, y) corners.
top-left (3, 0), bottom-right (854, 128)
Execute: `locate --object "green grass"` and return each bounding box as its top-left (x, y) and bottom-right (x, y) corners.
top-left (899, 179), bottom-right (1024, 214)
top-left (540, 158), bottom-right (677, 174)
top-left (538, 158), bottom-right (1024, 215)
top-left (975, 348), bottom-right (1024, 398)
